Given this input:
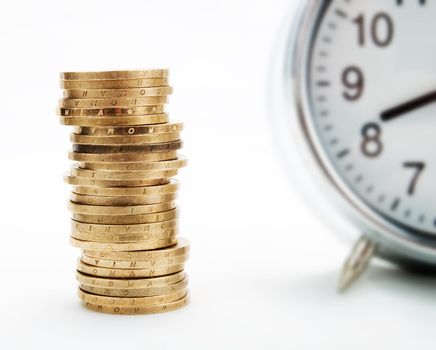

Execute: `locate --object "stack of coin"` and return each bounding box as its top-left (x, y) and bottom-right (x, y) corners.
top-left (58, 69), bottom-right (190, 315)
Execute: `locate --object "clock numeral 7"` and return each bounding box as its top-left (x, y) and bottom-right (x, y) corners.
top-left (403, 162), bottom-right (426, 195)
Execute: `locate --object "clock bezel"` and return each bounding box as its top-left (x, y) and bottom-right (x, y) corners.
top-left (285, 0), bottom-right (436, 266)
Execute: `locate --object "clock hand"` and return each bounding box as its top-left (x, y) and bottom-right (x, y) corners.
top-left (380, 90), bottom-right (436, 122)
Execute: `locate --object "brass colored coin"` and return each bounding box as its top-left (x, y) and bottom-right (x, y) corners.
top-left (79, 289), bottom-right (186, 306)
top-left (70, 236), bottom-right (177, 251)
top-left (68, 150), bottom-right (177, 163)
top-left (79, 280), bottom-right (187, 298)
top-left (80, 157), bottom-right (187, 172)
top-left (64, 86), bottom-right (173, 99)
top-left (72, 208), bottom-right (178, 225)
top-left (77, 260), bottom-right (185, 278)
top-left (65, 174), bottom-right (173, 187)
top-left (72, 179), bottom-right (178, 196)
top-left (71, 228), bottom-right (177, 243)
top-left (70, 166), bottom-right (179, 180)
top-left (74, 122), bottom-right (183, 136)
top-left (68, 201), bottom-right (176, 215)
top-left (78, 288), bottom-right (186, 306)
top-left (82, 291), bottom-right (189, 314)
top-left (61, 78), bottom-right (168, 89)
top-left (81, 253), bottom-right (188, 269)
top-left (72, 218), bottom-right (177, 235)
top-left (60, 96), bottom-right (167, 108)
top-left (71, 132), bottom-right (180, 145)
top-left (70, 193), bottom-right (177, 206)
top-left (60, 114), bottom-right (169, 127)
top-left (61, 69), bottom-right (168, 80)
top-left (84, 238), bottom-right (189, 261)
top-left (57, 106), bottom-right (165, 117)
top-left (72, 140), bottom-right (182, 154)
top-left (76, 270), bottom-right (185, 289)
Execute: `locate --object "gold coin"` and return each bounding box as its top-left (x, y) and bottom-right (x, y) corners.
top-left (79, 280), bottom-right (187, 298)
top-left (71, 132), bottom-right (180, 145)
top-left (68, 201), bottom-right (176, 215)
top-left (60, 96), bottom-right (167, 108)
top-left (57, 106), bottom-right (165, 117)
top-left (72, 179), bottom-right (178, 196)
top-left (71, 236), bottom-right (177, 251)
top-left (77, 260), bottom-right (185, 278)
top-left (65, 174), bottom-right (173, 187)
top-left (72, 208), bottom-right (178, 225)
top-left (78, 288), bottom-right (187, 306)
top-left (71, 218), bottom-right (177, 235)
top-left (70, 166), bottom-right (179, 180)
top-left (82, 291), bottom-right (189, 314)
top-left (84, 238), bottom-right (189, 261)
top-left (61, 78), bottom-right (168, 89)
top-left (61, 69), bottom-right (169, 80)
top-left (64, 86), bottom-right (173, 99)
top-left (81, 253), bottom-right (188, 269)
top-left (70, 193), bottom-right (177, 206)
top-left (74, 122), bottom-right (183, 136)
top-left (76, 270), bottom-right (185, 289)
top-left (72, 140), bottom-right (182, 154)
top-left (68, 150), bottom-right (177, 163)
top-left (79, 157), bottom-right (187, 172)
top-left (60, 114), bottom-right (169, 127)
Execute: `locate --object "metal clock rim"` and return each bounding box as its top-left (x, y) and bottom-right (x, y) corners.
top-left (287, 0), bottom-right (436, 266)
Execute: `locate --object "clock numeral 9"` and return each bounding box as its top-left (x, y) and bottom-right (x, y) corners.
top-left (353, 13), bottom-right (394, 47)
top-left (342, 66), bottom-right (364, 101)
top-left (361, 123), bottom-right (383, 158)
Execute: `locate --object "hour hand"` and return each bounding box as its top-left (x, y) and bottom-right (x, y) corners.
top-left (380, 90), bottom-right (436, 122)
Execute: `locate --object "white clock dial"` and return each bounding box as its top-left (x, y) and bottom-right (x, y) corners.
top-left (307, 0), bottom-right (436, 236)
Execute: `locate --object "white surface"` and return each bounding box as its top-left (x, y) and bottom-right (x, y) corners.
top-left (0, 1), bottom-right (435, 349)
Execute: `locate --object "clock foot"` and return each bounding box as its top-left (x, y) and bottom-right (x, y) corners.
top-left (338, 235), bottom-right (376, 293)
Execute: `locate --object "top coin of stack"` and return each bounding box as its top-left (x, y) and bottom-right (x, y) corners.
top-left (58, 69), bottom-right (190, 315)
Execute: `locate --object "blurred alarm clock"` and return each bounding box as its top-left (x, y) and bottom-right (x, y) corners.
top-left (273, 0), bottom-right (436, 290)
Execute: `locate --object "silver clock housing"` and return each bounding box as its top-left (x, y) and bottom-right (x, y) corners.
top-left (271, 0), bottom-right (436, 268)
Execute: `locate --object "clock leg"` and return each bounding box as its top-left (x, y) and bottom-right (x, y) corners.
top-left (338, 235), bottom-right (376, 293)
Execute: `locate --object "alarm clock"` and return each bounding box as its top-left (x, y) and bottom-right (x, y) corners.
top-left (273, 0), bottom-right (436, 290)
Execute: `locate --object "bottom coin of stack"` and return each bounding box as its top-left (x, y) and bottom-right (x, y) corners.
top-left (75, 239), bottom-right (190, 314)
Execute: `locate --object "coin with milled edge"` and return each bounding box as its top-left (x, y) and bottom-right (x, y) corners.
top-left (70, 166), bottom-right (179, 180)
top-left (72, 140), bottom-right (182, 154)
top-left (60, 96), bottom-right (167, 108)
top-left (70, 237), bottom-right (178, 251)
top-left (68, 150), bottom-right (177, 163)
top-left (81, 253), bottom-right (188, 269)
top-left (74, 122), bottom-right (183, 136)
top-left (82, 291), bottom-right (189, 314)
top-left (61, 78), bottom-right (168, 89)
top-left (84, 238), bottom-right (189, 260)
top-left (65, 174), bottom-right (172, 188)
top-left (72, 219), bottom-right (177, 234)
top-left (76, 270), bottom-right (185, 289)
top-left (57, 106), bottom-right (165, 117)
top-left (80, 157), bottom-right (187, 172)
top-left (61, 69), bottom-right (168, 80)
top-left (72, 180), bottom-right (178, 196)
top-left (79, 280), bottom-right (188, 298)
top-left (68, 201), bottom-right (176, 215)
top-left (64, 86), bottom-right (173, 99)
top-left (71, 132), bottom-right (180, 145)
top-left (78, 288), bottom-right (187, 306)
top-left (60, 114), bottom-right (169, 127)
top-left (77, 260), bottom-right (185, 278)
top-left (71, 193), bottom-right (177, 206)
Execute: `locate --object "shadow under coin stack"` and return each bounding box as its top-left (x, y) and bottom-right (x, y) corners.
top-left (58, 69), bottom-right (190, 315)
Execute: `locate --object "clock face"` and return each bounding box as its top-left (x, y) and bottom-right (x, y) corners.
top-left (306, 0), bottom-right (436, 236)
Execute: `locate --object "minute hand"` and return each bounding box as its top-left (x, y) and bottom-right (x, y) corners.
top-left (380, 90), bottom-right (436, 122)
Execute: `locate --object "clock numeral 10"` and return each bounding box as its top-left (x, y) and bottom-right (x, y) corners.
top-left (353, 13), bottom-right (394, 47)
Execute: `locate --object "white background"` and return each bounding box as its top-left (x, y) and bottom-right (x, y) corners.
top-left (0, 0), bottom-right (435, 349)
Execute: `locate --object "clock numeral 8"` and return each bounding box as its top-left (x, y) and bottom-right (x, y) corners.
top-left (361, 123), bottom-right (383, 158)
